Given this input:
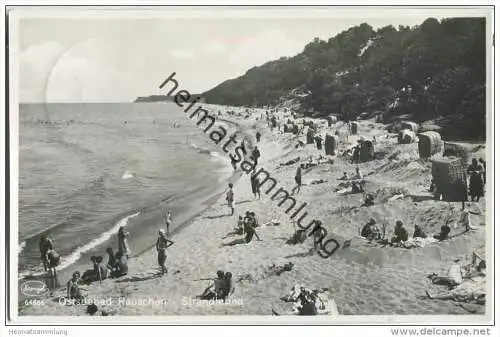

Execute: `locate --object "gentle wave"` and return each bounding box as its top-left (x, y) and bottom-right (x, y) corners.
top-left (18, 211), bottom-right (140, 280)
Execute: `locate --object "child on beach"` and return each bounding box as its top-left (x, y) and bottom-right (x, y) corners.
top-left (67, 271), bottom-right (83, 301)
top-left (226, 183), bottom-right (235, 216)
top-left (164, 210), bottom-right (172, 235)
top-left (156, 229), bottom-right (174, 275)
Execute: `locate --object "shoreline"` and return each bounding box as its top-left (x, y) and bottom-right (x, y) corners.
top-left (18, 111), bottom-right (487, 317)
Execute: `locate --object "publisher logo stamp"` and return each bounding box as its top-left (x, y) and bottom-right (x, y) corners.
top-left (21, 280), bottom-right (47, 297)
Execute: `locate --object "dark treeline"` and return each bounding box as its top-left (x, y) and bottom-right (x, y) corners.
top-left (202, 18), bottom-right (486, 139)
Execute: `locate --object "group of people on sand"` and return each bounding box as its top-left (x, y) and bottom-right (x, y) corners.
top-left (196, 270), bottom-right (235, 301)
top-left (360, 218), bottom-right (454, 245)
top-left (425, 253), bottom-right (486, 304)
top-left (222, 210), bottom-right (262, 246)
top-left (39, 209), bottom-right (176, 302)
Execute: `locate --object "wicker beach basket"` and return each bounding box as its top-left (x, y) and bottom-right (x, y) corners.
top-left (350, 122), bottom-right (359, 135)
top-left (431, 156), bottom-right (468, 202)
top-left (359, 140), bottom-right (374, 162)
top-left (418, 131), bottom-right (443, 159)
top-left (401, 121), bottom-right (419, 134)
top-left (324, 134), bottom-right (339, 155)
top-left (444, 142), bottom-right (470, 164)
top-left (398, 129), bottom-right (416, 144)
top-left (335, 130), bottom-right (349, 143)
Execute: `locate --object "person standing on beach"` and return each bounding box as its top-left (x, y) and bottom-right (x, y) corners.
top-left (39, 235), bottom-right (54, 271)
top-left (156, 229), bottom-right (174, 275)
top-left (117, 226), bottom-right (131, 259)
top-left (164, 210), bottom-right (172, 235)
top-left (256, 131), bottom-right (261, 143)
top-left (251, 146), bottom-right (261, 165)
top-left (292, 166), bottom-right (302, 195)
top-left (226, 183), bottom-right (235, 216)
top-left (250, 174), bottom-right (261, 199)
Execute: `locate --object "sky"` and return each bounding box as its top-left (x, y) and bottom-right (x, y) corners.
top-left (14, 8), bottom-right (468, 103)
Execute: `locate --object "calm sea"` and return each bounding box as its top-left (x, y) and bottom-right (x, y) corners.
top-left (18, 102), bottom-right (234, 278)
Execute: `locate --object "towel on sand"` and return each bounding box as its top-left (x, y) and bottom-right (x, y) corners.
top-left (394, 237), bottom-right (438, 249)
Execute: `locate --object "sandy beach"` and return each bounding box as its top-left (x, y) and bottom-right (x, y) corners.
top-left (19, 108), bottom-right (487, 317)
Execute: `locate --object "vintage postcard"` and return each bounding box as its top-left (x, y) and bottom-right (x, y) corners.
top-left (3, 3), bottom-right (496, 328)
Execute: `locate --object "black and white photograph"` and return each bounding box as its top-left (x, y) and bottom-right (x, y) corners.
top-left (2, 3), bottom-right (497, 330)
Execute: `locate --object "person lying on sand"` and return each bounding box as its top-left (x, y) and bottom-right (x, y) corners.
top-left (427, 258), bottom-right (464, 289)
top-left (425, 274), bottom-right (486, 304)
top-left (391, 220), bottom-right (409, 244)
top-left (197, 270), bottom-right (225, 300)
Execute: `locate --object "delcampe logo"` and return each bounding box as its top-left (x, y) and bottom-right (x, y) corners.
top-left (20, 280), bottom-right (47, 297)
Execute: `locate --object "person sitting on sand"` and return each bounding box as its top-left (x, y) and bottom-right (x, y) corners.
top-left (226, 183), bottom-right (235, 216)
top-left (222, 216), bottom-right (245, 239)
top-left (67, 271), bottom-right (83, 301)
top-left (248, 212), bottom-right (259, 227)
top-left (106, 247), bottom-right (118, 275)
top-left (354, 167), bottom-right (363, 180)
top-left (361, 218), bottom-right (381, 241)
top-left (222, 216), bottom-right (262, 247)
top-left (351, 180), bottom-right (366, 194)
top-left (340, 172), bottom-right (349, 181)
top-left (391, 220), bottom-right (409, 243)
top-left (156, 229), bottom-right (174, 275)
top-left (114, 251), bottom-right (129, 277)
top-left (93, 255), bottom-right (108, 283)
top-left (362, 194), bottom-right (375, 207)
top-left (413, 225), bottom-right (427, 239)
top-left (220, 272), bottom-right (235, 301)
top-left (433, 223), bottom-right (451, 241)
top-left (198, 270), bottom-right (225, 300)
